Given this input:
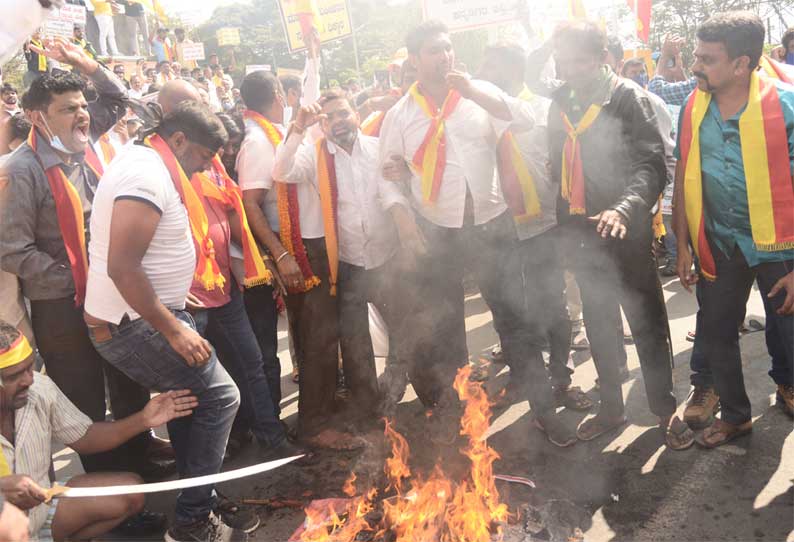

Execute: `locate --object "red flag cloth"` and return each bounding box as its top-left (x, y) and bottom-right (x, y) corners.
top-left (293, 0), bottom-right (321, 43)
top-left (627, 0), bottom-right (652, 43)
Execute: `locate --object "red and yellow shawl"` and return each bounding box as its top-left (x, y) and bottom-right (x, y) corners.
top-left (193, 156), bottom-right (273, 288)
top-left (679, 71), bottom-right (794, 280)
top-left (27, 129), bottom-right (104, 306)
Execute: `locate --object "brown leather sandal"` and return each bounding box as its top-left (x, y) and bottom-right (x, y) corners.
top-left (695, 419), bottom-right (752, 449)
top-left (661, 416), bottom-right (694, 450)
top-left (576, 414), bottom-right (627, 441)
top-left (553, 386), bottom-right (594, 411)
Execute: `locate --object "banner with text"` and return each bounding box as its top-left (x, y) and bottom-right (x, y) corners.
top-left (179, 42), bottom-right (206, 61)
top-left (277, 0), bottom-right (353, 53)
top-left (422, 0), bottom-right (517, 32)
top-left (43, 3), bottom-right (87, 39)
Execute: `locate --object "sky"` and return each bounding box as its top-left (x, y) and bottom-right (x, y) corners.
top-left (160, 0), bottom-right (249, 27)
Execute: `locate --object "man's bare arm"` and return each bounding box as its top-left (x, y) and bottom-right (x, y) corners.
top-left (106, 199), bottom-right (212, 365)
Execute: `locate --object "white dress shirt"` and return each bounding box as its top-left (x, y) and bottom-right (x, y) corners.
top-left (236, 117), bottom-right (325, 239)
top-left (273, 132), bottom-right (402, 269)
top-left (511, 93), bottom-right (558, 241)
top-left (378, 79), bottom-right (535, 228)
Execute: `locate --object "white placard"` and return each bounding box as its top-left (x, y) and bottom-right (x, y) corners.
top-left (179, 42), bottom-right (205, 62)
top-left (422, 0), bottom-right (517, 32)
top-left (44, 3), bottom-right (87, 39)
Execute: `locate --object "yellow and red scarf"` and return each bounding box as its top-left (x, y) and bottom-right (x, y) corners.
top-left (29, 39), bottom-right (47, 72)
top-left (408, 82), bottom-right (462, 203)
top-left (560, 104), bottom-right (602, 215)
top-left (193, 157), bottom-right (273, 288)
top-left (497, 86), bottom-right (541, 223)
top-left (759, 56), bottom-right (794, 84)
top-left (28, 129), bottom-right (104, 306)
top-left (97, 133), bottom-right (116, 165)
top-left (679, 71), bottom-right (794, 280)
top-left (145, 134), bottom-right (225, 291)
top-left (316, 138), bottom-right (339, 296)
top-left (244, 110), bottom-right (320, 293)
top-left (361, 111), bottom-right (385, 137)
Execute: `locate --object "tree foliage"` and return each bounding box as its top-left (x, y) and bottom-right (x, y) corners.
top-left (649, 0), bottom-right (794, 63)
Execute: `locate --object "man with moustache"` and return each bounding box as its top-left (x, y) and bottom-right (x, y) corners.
top-left (0, 37), bottom-right (170, 477)
top-left (379, 21), bottom-right (577, 446)
top-left (0, 320), bottom-right (195, 541)
top-left (547, 20), bottom-right (692, 449)
top-left (273, 90), bottom-right (410, 432)
top-left (673, 13), bottom-right (794, 446)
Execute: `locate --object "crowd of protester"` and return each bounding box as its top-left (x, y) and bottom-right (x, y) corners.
top-left (0, 8), bottom-right (792, 542)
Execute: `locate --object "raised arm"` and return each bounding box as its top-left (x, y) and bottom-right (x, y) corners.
top-left (274, 104), bottom-right (322, 184)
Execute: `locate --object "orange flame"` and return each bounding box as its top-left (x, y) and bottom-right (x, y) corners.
top-left (383, 418), bottom-right (411, 493)
top-left (342, 472), bottom-right (356, 497)
top-left (298, 367), bottom-right (507, 541)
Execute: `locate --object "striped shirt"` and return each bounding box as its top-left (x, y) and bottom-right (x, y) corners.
top-left (85, 144), bottom-right (196, 324)
top-left (0, 373), bottom-right (91, 536)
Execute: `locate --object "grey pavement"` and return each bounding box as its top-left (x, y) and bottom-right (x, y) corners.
top-left (54, 272), bottom-right (794, 541)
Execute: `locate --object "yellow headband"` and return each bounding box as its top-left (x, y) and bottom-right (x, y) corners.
top-left (0, 335), bottom-right (33, 370)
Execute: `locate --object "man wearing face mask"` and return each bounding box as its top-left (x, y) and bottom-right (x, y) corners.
top-left (0, 37), bottom-right (168, 480)
top-left (273, 90), bottom-right (411, 434)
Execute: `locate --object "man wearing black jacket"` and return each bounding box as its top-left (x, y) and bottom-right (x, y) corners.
top-left (548, 20), bottom-right (693, 450)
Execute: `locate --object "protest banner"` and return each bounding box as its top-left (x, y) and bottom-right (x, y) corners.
top-left (179, 42), bottom-right (206, 62)
top-left (216, 27), bottom-right (241, 47)
top-left (43, 3), bottom-right (87, 39)
top-left (246, 64), bottom-right (273, 75)
top-left (421, 0), bottom-right (517, 32)
top-left (277, 0), bottom-right (353, 53)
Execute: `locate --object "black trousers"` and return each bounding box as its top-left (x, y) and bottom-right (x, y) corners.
top-left (405, 212), bottom-right (556, 415)
top-left (284, 238), bottom-right (340, 437)
top-left (699, 244), bottom-right (794, 425)
top-left (560, 221), bottom-right (676, 419)
top-left (518, 228), bottom-right (573, 388)
top-left (337, 260), bottom-right (412, 422)
top-left (31, 297), bottom-right (150, 473)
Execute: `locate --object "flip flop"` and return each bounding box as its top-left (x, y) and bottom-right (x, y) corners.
top-left (695, 419), bottom-right (752, 449)
top-left (576, 414), bottom-right (627, 441)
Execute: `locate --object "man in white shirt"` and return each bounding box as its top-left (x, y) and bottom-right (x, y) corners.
top-left (83, 102), bottom-right (250, 542)
top-left (478, 43), bottom-right (593, 428)
top-left (238, 71), bottom-right (362, 451)
top-left (379, 21), bottom-right (576, 444)
top-left (273, 90), bottom-right (409, 431)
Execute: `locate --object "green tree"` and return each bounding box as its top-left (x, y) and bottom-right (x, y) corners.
top-left (649, 0), bottom-right (794, 64)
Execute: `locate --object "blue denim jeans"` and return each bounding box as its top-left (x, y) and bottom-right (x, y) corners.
top-left (243, 284), bottom-right (282, 416)
top-left (90, 310), bottom-right (240, 526)
top-left (194, 283), bottom-right (286, 448)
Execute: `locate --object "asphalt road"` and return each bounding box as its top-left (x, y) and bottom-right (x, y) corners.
top-left (55, 272), bottom-right (794, 541)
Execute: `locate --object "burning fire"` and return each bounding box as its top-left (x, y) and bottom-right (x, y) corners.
top-left (297, 366), bottom-right (508, 542)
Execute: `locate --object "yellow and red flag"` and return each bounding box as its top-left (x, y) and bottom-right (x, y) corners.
top-left (568, 0), bottom-right (587, 19)
top-left (627, 0), bottom-right (652, 43)
top-left (292, 0), bottom-right (322, 42)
